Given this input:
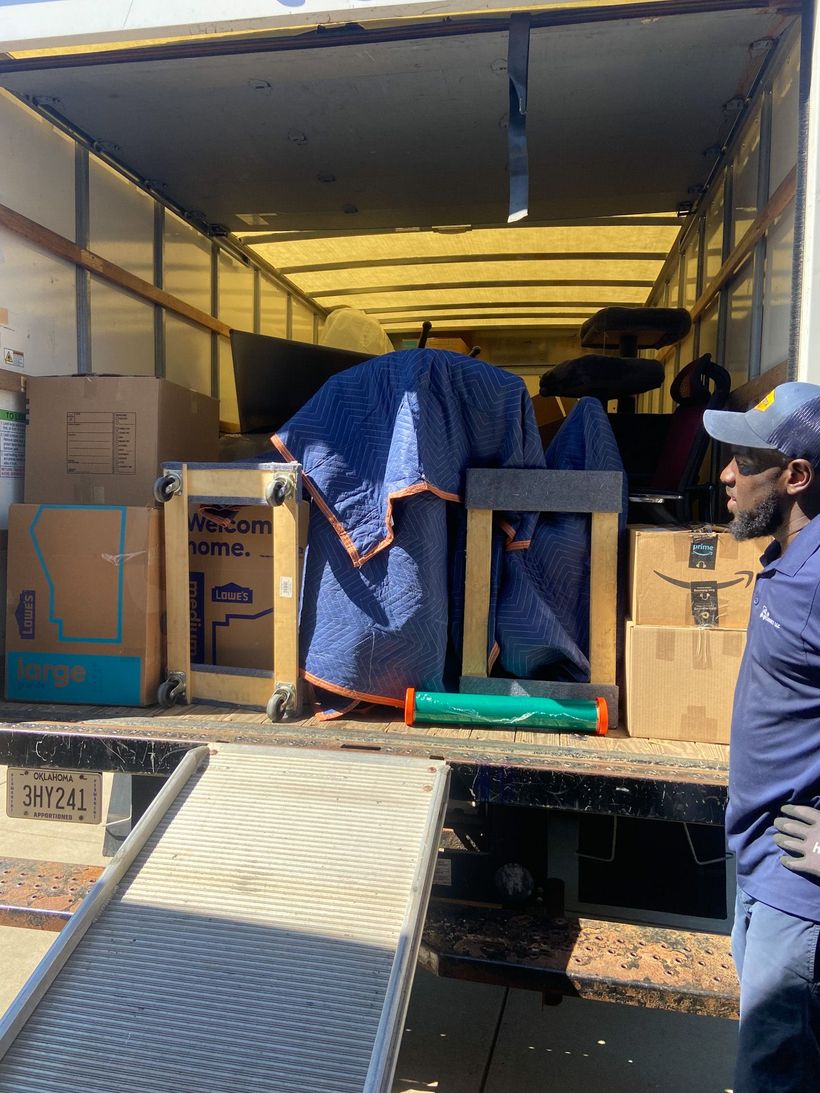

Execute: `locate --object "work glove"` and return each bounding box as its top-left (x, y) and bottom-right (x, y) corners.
top-left (772, 804), bottom-right (820, 878)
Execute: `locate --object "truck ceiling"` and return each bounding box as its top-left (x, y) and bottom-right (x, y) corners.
top-left (0, 3), bottom-right (799, 335)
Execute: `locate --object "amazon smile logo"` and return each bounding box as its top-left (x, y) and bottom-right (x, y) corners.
top-left (653, 570), bottom-right (755, 591)
top-left (651, 569), bottom-right (755, 627)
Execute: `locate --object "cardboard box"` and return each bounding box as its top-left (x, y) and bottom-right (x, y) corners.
top-left (629, 525), bottom-right (768, 629)
top-left (25, 375), bottom-right (219, 506)
top-left (5, 504), bottom-right (161, 705)
top-left (0, 530), bottom-right (7, 692)
top-left (188, 505), bottom-right (273, 670)
top-left (0, 385), bottom-right (26, 530)
top-left (625, 620), bottom-right (745, 744)
top-left (399, 337), bottom-right (472, 355)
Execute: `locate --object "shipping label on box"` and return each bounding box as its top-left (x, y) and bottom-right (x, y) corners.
top-left (188, 506), bottom-right (274, 670)
top-left (625, 620), bottom-right (746, 744)
top-left (5, 505), bottom-right (161, 705)
top-left (628, 525), bottom-right (769, 629)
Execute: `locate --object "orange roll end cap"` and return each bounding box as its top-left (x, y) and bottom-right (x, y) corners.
top-left (404, 688), bottom-right (416, 726)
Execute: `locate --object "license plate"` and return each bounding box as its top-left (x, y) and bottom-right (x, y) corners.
top-left (6, 768), bottom-right (102, 825)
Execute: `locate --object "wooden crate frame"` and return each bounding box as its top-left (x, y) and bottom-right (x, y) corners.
top-left (461, 468), bottom-right (623, 726)
top-left (156, 460), bottom-right (306, 719)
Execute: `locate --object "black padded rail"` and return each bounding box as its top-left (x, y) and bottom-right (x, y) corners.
top-left (464, 468), bottom-right (623, 512)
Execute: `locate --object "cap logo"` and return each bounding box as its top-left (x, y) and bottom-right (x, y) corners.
top-left (754, 390), bottom-right (776, 412)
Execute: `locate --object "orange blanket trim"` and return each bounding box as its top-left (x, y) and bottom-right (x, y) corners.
top-left (303, 669), bottom-right (405, 717)
top-left (271, 433), bottom-right (461, 568)
top-left (313, 698), bottom-right (359, 721)
top-left (272, 434), bottom-right (361, 561)
top-left (499, 519), bottom-right (531, 552)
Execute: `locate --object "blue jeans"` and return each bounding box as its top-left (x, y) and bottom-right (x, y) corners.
top-left (732, 887), bottom-right (820, 1092)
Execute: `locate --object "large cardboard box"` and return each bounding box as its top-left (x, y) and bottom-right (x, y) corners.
top-left (5, 504), bottom-right (161, 705)
top-left (25, 375), bottom-right (220, 506)
top-left (188, 505), bottom-right (273, 670)
top-left (0, 530), bottom-right (7, 691)
top-left (625, 620), bottom-right (745, 744)
top-left (629, 525), bottom-right (768, 629)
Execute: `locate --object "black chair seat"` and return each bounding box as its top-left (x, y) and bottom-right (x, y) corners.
top-left (580, 307), bottom-right (692, 351)
top-left (539, 355), bottom-right (665, 400)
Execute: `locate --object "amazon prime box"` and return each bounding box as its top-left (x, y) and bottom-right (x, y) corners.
top-left (628, 525), bottom-right (768, 629)
top-left (625, 621), bottom-right (745, 744)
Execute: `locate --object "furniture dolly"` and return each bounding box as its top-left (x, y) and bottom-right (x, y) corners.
top-left (460, 467), bottom-right (623, 726)
top-left (153, 460), bottom-right (306, 721)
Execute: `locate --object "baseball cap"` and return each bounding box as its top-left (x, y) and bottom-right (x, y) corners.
top-left (703, 381), bottom-right (820, 463)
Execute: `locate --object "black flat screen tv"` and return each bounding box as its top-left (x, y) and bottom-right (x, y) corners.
top-left (230, 329), bottom-right (372, 434)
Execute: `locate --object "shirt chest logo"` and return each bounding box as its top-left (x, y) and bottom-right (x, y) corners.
top-left (760, 605), bottom-right (782, 629)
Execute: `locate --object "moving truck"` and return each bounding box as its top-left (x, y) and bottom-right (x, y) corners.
top-left (0, 0), bottom-right (814, 1047)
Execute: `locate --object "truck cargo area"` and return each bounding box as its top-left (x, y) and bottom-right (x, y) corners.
top-left (0, 0), bottom-right (811, 1084)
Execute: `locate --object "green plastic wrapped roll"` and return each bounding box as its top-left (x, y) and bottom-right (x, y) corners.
top-left (404, 689), bottom-right (607, 735)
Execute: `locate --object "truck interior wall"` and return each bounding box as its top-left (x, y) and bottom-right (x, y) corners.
top-left (0, 90), bottom-right (77, 376)
top-left (0, 86), bottom-right (325, 426)
top-left (638, 25), bottom-right (800, 416)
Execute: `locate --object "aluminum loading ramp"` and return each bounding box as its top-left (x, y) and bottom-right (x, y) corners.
top-left (0, 744), bottom-right (450, 1093)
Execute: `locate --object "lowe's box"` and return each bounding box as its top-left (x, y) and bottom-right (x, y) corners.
top-left (188, 505), bottom-right (273, 670)
top-left (5, 504), bottom-right (161, 705)
top-left (629, 525), bottom-right (767, 629)
top-left (25, 375), bottom-right (219, 506)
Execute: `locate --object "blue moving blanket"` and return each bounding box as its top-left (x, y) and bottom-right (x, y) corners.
top-left (272, 349), bottom-right (624, 716)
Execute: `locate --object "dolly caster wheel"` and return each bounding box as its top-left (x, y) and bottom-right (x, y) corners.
top-left (266, 690), bottom-right (288, 722)
top-left (153, 473), bottom-right (182, 504)
top-left (265, 476), bottom-right (291, 507)
top-left (157, 676), bottom-right (185, 707)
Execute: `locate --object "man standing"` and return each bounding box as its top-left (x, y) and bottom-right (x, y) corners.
top-left (703, 383), bottom-right (820, 1093)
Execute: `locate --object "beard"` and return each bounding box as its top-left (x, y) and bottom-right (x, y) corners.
top-left (729, 485), bottom-right (783, 541)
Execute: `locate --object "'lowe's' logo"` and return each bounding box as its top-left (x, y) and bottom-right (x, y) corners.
top-left (212, 582), bottom-right (253, 605)
top-left (14, 591), bottom-right (35, 640)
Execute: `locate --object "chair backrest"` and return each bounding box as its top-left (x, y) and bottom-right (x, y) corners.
top-left (647, 354), bottom-right (731, 491)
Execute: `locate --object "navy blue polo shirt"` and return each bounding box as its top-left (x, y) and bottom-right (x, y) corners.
top-left (728, 513), bottom-right (820, 921)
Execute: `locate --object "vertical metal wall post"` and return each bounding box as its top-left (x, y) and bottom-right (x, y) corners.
top-left (74, 145), bottom-right (91, 374)
top-left (210, 242), bottom-right (220, 400)
top-left (749, 88), bottom-right (774, 380)
top-left (154, 203), bottom-right (166, 377)
top-left (715, 168), bottom-right (733, 367)
top-left (693, 215), bottom-right (706, 357)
